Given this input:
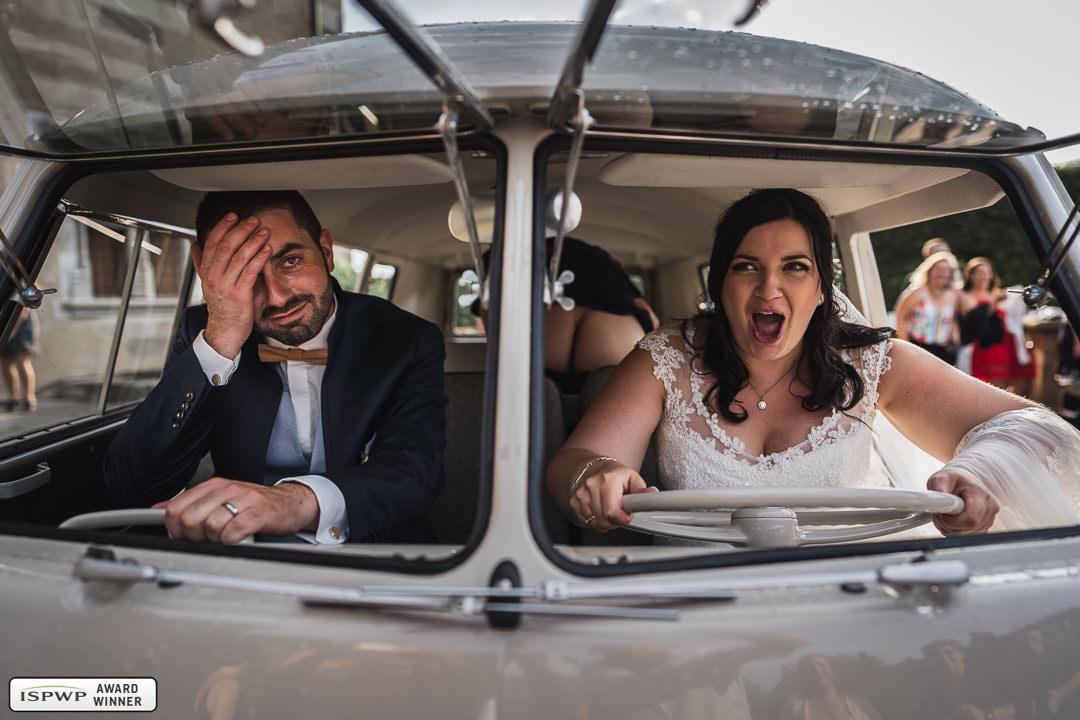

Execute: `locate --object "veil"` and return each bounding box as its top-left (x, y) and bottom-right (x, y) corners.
top-left (837, 290), bottom-right (1080, 532)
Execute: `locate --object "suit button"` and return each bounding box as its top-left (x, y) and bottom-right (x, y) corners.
top-left (180, 401), bottom-right (190, 411)
top-left (184, 392), bottom-right (194, 402)
top-left (171, 421), bottom-right (179, 429)
top-left (329, 527), bottom-right (341, 541)
top-left (174, 411), bottom-right (184, 421)
top-left (211, 374), bottom-right (221, 386)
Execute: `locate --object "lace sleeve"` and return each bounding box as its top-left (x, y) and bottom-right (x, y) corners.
top-left (636, 326), bottom-right (688, 397)
top-left (942, 407), bottom-right (1080, 530)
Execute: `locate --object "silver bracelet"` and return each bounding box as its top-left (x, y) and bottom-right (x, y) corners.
top-left (568, 456), bottom-right (617, 498)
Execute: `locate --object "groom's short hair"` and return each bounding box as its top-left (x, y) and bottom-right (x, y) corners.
top-left (195, 191), bottom-right (322, 247)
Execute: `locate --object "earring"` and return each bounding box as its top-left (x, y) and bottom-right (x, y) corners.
top-left (817, 295), bottom-right (825, 306)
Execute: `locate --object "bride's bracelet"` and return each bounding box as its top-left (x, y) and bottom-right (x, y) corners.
top-left (568, 456), bottom-right (617, 499)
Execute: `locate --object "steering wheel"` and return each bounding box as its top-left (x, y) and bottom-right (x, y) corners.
top-left (59, 509), bottom-right (252, 544)
top-left (621, 487), bottom-right (965, 547)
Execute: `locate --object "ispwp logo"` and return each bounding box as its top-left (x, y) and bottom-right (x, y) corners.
top-left (10, 678), bottom-right (156, 712)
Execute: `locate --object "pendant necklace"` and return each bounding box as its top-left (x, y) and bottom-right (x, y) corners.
top-left (746, 363), bottom-right (798, 411)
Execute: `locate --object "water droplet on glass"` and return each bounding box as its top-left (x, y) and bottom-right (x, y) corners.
top-left (627, 50), bottom-right (638, 60)
top-left (763, 57), bottom-right (773, 67)
top-left (741, 59), bottom-right (752, 67)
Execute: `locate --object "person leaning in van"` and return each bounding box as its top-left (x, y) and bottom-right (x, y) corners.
top-left (104, 191), bottom-right (447, 544)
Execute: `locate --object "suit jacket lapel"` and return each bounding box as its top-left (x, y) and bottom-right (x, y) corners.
top-left (321, 290), bottom-right (376, 470)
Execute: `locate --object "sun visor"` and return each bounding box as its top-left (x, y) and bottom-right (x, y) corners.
top-left (599, 154), bottom-right (915, 189)
top-left (152, 155), bottom-right (455, 191)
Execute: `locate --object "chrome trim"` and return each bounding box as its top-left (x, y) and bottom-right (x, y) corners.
top-left (438, 106), bottom-right (486, 292)
top-left (548, 91), bottom-right (592, 301)
top-left (352, 0), bottom-right (493, 131)
top-left (168, 256), bottom-right (198, 356)
top-left (96, 228), bottom-right (146, 415)
top-left (58, 200), bottom-right (196, 239)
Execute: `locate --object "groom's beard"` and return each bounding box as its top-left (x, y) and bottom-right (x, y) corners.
top-left (256, 278), bottom-right (335, 347)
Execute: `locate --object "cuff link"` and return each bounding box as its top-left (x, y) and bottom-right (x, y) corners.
top-left (328, 526), bottom-right (341, 541)
top-left (211, 373), bottom-right (222, 386)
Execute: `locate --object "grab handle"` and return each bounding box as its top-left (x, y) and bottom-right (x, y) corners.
top-left (0, 462), bottom-right (51, 500)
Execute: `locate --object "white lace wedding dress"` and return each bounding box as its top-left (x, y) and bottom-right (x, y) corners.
top-left (638, 322), bottom-right (1080, 532)
top-left (640, 323), bottom-right (894, 493)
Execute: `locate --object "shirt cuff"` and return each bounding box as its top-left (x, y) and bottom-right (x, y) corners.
top-left (192, 330), bottom-right (241, 386)
top-left (275, 475), bottom-right (349, 545)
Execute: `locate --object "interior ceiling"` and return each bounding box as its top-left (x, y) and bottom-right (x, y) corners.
top-left (151, 155), bottom-right (456, 191)
top-left (102, 151), bottom-right (1001, 269)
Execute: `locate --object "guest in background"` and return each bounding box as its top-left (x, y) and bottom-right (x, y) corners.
top-left (958, 257), bottom-right (1033, 396)
top-left (0, 307), bottom-right (38, 412)
top-left (895, 251), bottom-right (961, 364)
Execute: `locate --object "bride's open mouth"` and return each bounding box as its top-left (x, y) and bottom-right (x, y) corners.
top-left (751, 312), bottom-right (785, 344)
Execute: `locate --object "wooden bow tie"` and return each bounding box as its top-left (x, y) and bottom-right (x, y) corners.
top-left (257, 344), bottom-right (328, 365)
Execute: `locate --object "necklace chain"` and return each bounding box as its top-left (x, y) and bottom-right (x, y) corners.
top-left (746, 362), bottom-right (798, 411)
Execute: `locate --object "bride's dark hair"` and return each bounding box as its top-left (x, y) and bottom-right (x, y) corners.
top-left (690, 188), bottom-right (893, 423)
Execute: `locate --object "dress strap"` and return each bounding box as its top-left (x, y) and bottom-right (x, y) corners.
top-left (636, 325), bottom-right (689, 396)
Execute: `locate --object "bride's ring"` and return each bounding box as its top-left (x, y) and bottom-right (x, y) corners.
top-left (584, 514), bottom-right (597, 527)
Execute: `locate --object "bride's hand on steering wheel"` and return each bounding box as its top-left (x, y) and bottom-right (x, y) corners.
top-left (927, 468), bottom-right (999, 535)
top-left (569, 461), bottom-right (657, 532)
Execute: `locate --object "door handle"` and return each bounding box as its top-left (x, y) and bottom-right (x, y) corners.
top-left (0, 462), bottom-right (51, 500)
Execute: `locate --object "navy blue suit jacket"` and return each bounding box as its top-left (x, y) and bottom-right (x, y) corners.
top-left (104, 288), bottom-right (447, 541)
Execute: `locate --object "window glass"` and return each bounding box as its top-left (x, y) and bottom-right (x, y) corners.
top-left (366, 263), bottom-right (397, 300)
top-left (538, 149), bottom-right (1074, 567)
top-left (331, 247), bottom-right (370, 293)
top-left (0, 216), bottom-right (132, 439)
top-left (450, 270), bottom-right (484, 337)
top-left (106, 230), bottom-right (191, 408)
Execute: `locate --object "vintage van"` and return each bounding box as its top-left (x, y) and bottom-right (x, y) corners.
top-left (1, 1), bottom-right (1079, 717)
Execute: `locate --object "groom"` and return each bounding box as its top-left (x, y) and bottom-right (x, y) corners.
top-left (104, 191), bottom-right (446, 544)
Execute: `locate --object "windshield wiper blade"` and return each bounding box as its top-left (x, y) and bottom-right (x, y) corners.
top-left (74, 555), bottom-right (447, 610)
top-left (73, 553), bottom-right (680, 621)
top-left (1020, 194), bottom-right (1080, 307)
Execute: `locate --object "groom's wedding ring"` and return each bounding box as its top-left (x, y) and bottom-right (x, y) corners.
top-left (222, 501), bottom-right (240, 517)
top-left (585, 514), bottom-right (597, 527)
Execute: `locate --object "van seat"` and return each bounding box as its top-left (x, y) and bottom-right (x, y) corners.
top-left (444, 341), bottom-right (487, 373)
top-left (432, 372), bottom-right (570, 544)
top-left (577, 365), bottom-right (656, 546)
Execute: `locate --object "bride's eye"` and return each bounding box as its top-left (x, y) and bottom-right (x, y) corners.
top-left (784, 261), bottom-right (811, 273)
top-left (730, 261), bottom-right (756, 272)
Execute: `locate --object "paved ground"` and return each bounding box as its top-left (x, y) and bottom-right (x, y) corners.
top-left (0, 399), bottom-right (106, 439)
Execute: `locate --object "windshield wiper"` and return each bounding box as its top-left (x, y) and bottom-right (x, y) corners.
top-left (72, 552), bottom-right (680, 622)
top-left (73, 549), bottom-right (968, 624)
top-left (1020, 194), bottom-right (1080, 307)
top-left (0, 223), bottom-right (55, 309)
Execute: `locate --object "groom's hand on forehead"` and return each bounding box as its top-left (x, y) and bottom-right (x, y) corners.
top-left (193, 211), bottom-right (273, 359)
top-left (192, 212), bottom-right (270, 281)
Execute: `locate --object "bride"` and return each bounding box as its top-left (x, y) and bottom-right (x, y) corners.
top-left (546, 188), bottom-right (1080, 536)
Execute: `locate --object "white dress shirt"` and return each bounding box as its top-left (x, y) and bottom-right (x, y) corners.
top-left (191, 304), bottom-right (349, 545)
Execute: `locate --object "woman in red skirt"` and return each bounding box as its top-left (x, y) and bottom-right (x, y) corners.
top-left (959, 257), bottom-right (1034, 396)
